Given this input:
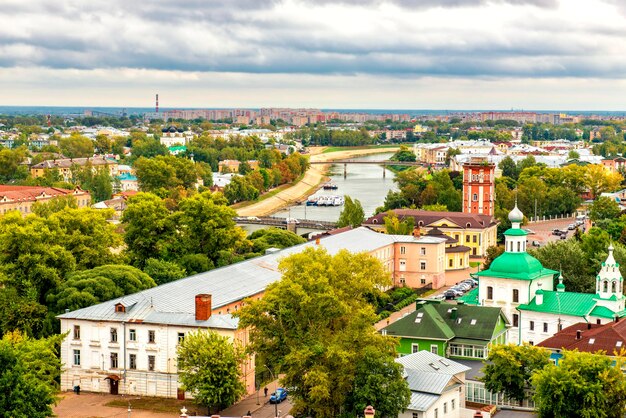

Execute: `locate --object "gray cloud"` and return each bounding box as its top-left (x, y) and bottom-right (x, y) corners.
top-left (0, 0), bottom-right (624, 79)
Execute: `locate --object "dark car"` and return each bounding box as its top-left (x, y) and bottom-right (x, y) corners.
top-left (270, 388), bottom-right (288, 404)
top-left (444, 290), bottom-right (457, 300)
top-left (552, 229), bottom-right (562, 236)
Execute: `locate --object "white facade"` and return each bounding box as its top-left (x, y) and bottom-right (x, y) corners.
top-left (59, 318), bottom-right (248, 399)
top-left (399, 388), bottom-right (461, 418)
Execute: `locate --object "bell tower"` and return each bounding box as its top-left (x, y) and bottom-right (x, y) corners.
top-left (462, 157), bottom-right (496, 216)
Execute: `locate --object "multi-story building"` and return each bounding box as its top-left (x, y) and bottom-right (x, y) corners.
top-left (462, 157), bottom-right (496, 217)
top-left (30, 156), bottom-right (119, 182)
top-left (57, 228), bottom-right (447, 399)
top-left (159, 126), bottom-right (193, 148)
top-left (363, 210), bottom-right (498, 258)
top-left (0, 185), bottom-right (90, 216)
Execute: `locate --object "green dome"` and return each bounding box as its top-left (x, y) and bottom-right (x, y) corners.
top-left (556, 283), bottom-right (565, 291)
top-left (488, 252), bottom-right (545, 276)
top-left (536, 288), bottom-right (544, 295)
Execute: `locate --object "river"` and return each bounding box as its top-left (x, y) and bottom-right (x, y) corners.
top-left (273, 152), bottom-right (398, 222)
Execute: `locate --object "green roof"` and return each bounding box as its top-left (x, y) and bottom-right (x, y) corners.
top-left (476, 252), bottom-right (559, 281)
top-left (169, 145), bottom-right (187, 151)
top-left (590, 305), bottom-right (617, 319)
top-left (458, 288), bottom-right (479, 305)
top-left (503, 228), bottom-right (528, 236)
top-left (518, 291), bottom-right (597, 317)
top-left (383, 301), bottom-right (507, 342)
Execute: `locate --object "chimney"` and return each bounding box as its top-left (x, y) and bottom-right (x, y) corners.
top-left (195, 294), bottom-right (212, 321)
top-left (413, 226), bottom-right (421, 238)
top-left (616, 316), bottom-right (620, 323)
top-left (450, 307), bottom-right (458, 320)
top-left (315, 237), bottom-right (320, 245)
top-left (588, 323), bottom-right (592, 330)
top-left (576, 330), bottom-right (582, 340)
top-left (535, 283), bottom-right (544, 306)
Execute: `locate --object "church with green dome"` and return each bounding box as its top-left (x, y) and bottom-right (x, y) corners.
top-left (461, 204), bottom-right (626, 345)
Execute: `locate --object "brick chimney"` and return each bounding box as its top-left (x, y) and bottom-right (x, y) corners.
top-left (195, 294), bottom-right (212, 321)
top-left (576, 330), bottom-right (582, 340)
top-left (413, 226), bottom-right (421, 238)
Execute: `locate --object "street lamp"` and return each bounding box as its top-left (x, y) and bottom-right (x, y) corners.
top-left (265, 364), bottom-right (279, 418)
top-left (364, 405), bottom-right (376, 418)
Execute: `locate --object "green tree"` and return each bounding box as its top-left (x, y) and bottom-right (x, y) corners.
top-left (0, 331), bottom-right (63, 418)
top-left (391, 145), bottom-right (416, 162)
top-left (248, 228), bottom-right (306, 253)
top-left (31, 195), bottom-right (78, 217)
top-left (0, 147), bottom-right (29, 182)
top-left (48, 265), bottom-right (156, 312)
top-left (590, 196), bottom-right (622, 221)
top-left (483, 245), bottom-right (505, 270)
top-left (142, 258), bottom-right (187, 285)
top-left (383, 212), bottom-right (415, 235)
top-left (532, 350), bottom-right (626, 418)
top-left (482, 344), bottom-right (550, 404)
top-left (498, 156), bottom-right (518, 180)
top-left (337, 196), bottom-right (365, 228)
top-left (567, 149), bottom-right (580, 160)
top-left (177, 330), bottom-right (246, 414)
top-left (237, 247), bottom-right (409, 418)
top-left (529, 240), bottom-right (594, 292)
top-left (59, 134), bottom-right (94, 158)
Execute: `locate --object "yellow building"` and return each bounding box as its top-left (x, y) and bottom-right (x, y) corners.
top-left (0, 185), bottom-right (90, 216)
top-left (31, 156), bottom-right (119, 182)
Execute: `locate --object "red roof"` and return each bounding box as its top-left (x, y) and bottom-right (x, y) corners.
top-left (538, 319), bottom-right (626, 354)
top-left (0, 185), bottom-right (87, 202)
top-left (363, 209), bottom-right (497, 230)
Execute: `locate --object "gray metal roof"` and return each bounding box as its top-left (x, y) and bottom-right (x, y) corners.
top-left (407, 392), bottom-right (440, 412)
top-left (396, 351), bottom-right (471, 376)
top-left (57, 227), bottom-right (415, 328)
top-left (405, 369), bottom-right (452, 394)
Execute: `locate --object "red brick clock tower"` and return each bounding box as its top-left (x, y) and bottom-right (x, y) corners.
top-left (462, 157), bottom-right (496, 216)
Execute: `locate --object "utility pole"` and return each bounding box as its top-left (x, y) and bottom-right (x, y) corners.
top-left (534, 198), bottom-right (537, 221)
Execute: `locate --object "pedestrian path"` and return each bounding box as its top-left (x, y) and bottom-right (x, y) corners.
top-left (221, 379), bottom-right (282, 417)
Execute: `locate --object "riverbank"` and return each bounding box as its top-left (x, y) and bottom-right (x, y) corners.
top-left (235, 146), bottom-right (400, 217)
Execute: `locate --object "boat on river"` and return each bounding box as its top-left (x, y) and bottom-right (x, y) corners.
top-left (323, 182), bottom-right (338, 190)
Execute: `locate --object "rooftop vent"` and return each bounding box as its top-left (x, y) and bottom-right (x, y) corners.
top-left (589, 338), bottom-right (595, 345)
top-left (470, 319), bottom-right (477, 325)
top-left (429, 362), bottom-right (440, 370)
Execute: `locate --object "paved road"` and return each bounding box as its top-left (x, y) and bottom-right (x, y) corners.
top-left (247, 399), bottom-right (293, 418)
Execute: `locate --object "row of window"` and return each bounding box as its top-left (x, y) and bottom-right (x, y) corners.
top-left (448, 258), bottom-right (466, 267)
top-left (72, 350), bottom-right (157, 371)
top-left (73, 326), bottom-right (185, 344)
top-left (400, 246), bottom-right (428, 256)
top-left (399, 259), bottom-right (428, 271)
top-left (412, 343), bottom-right (439, 355)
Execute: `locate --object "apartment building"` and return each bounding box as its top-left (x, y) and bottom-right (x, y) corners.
top-left (31, 156), bottom-right (119, 182)
top-left (0, 185), bottom-right (91, 216)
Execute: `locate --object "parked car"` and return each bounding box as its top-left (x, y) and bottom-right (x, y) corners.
top-left (523, 228), bottom-right (535, 234)
top-left (532, 240), bottom-right (541, 247)
top-left (568, 223), bottom-right (576, 230)
top-left (444, 290), bottom-right (457, 300)
top-left (449, 287), bottom-right (465, 296)
top-left (552, 229), bottom-right (562, 236)
top-left (270, 388), bottom-right (288, 404)
top-left (461, 279), bottom-right (477, 288)
top-left (560, 233), bottom-right (568, 240)
top-left (283, 218), bottom-right (300, 224)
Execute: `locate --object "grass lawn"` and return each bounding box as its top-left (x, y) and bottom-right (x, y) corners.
top-left (106, 397), bottom-right (205, 414)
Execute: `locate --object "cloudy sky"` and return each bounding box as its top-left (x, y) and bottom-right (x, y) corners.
top-left (1, 0), bottom-right (626, 109)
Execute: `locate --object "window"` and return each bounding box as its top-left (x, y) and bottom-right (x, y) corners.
top-left (603, 281), bottom-right (608, 292)
top-left (129, 354), bottom-right (137, 369)
top-left (455, 234), bottom-right (460, 241)
top-left (399, 259), bottom-right (406, 271)
top-left (530, 321), bottom-right (535, 331)
top-left (110, 352), bottom-right (118, 369)
top-left (420, 278), bottom-right (426, 285)
top-left (420, 261), bottom-right (426, 270)
top-left (444, 402), bottom-right (447, 413)
top-left (412, 343), bottom-right (420, 353)
top-left (473, 235), bottom-right (477, 243)
top-left (73, 325), bottom-right (80, 340)
top-left (178, 332), bottom-right (185, 343)
top-left (449, 259), bottom-right (453, 267)
top-left (434, 408), bottom-right (438, 418)
top-left (513, 289), bottom-right (519, 303)
top-left (513, 314), bottom-right (519, 327)
top-left (472, 193), bottom-right (478, 201)
top-left (517, 241), bottom-right (521, 252)
top-left (129, 329), bottom-right (136, 341)
top-left (400, 246), bottom-right (406, 255)
top-left (487, 286), bottom-right (493, 300)
top-left (148, 330), bottom-right (156, 343)
top-left (412, 413), bottom-right (419, 418)
top-left (451, 399), bottom-right (455, 410)
top-left (420, 247), bottom-right (426, 256)
top-left (110, 328), bottom-right (118, 343)
top-left (115, 303), bottom-right (125, 313)
top-left (148, 355), bottom-right (155, 371)
top-left (73, 349), bottom-right (81, 366)
top-left (543, 322), bottom-right (548, 333)
top-left (466, 235), bottom-right (470, 243)
top-left (612, 281), bottom-right (617, 293)
top-left (431, 345), bottom-right (438, 354)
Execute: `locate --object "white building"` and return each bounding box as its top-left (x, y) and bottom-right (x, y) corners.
top-left (462, 206), bottom-right (626, 345)
top-left (160, 126), bottom-right (193, 148)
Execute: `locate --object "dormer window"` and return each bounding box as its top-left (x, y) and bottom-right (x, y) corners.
top-left (115, 303), bottom-right (126, 313)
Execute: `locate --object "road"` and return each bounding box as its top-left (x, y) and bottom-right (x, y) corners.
top-left (249, 399), bottom-right (293, 418)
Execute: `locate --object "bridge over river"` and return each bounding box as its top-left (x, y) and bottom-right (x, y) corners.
top-left (309, 159), bottom-right (431, 177)
top-left (235, 216), bottom-right (337, 237)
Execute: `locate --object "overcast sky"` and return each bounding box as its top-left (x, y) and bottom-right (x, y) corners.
top-left (1, 0), bottom-right (626, 110)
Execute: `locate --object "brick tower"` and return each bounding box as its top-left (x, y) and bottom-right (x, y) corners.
top-left (462, 157), bottom-right (496, 216)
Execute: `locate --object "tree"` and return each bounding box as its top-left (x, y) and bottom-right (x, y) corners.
top-left (482, 344), bottom-right (550, 404)
top-left (237, 248), bottom-right (409, 417)
top-left (31, 195), bottom-right (78, 217)
top-left (529, 240), bottom-right (593, 292)
top-left (337, 196), bottom-right (365, 228)
top-left (483, 245), bottom-right (505, 270)
top-left (48, 265), bottom-right (156, 312)
top-left (390, 145), bottom-right (416, 162)
top-left (585, 164), bottom-right (623, 198)
top-left (532, 350), bottom-right (626, 418)
top-left (142, 258), bottom-right (187, 285)
top-left (248, 228), bottom-right (306, 253)
top-left (590, 196), bottom-right (621, 221)
top-left (499, 156), bottom-right (518, 180)
top-left (383, 212), bottom-right (415, 235)
top-left (177, 330), bottom-right (246, 414)
top-left (0, 147), bottom-right (29, 182)
top-left (567, 149), bottom-right (580, 160)
top-left (0, 331), bottom-right (63, 418)
top-left (59, 134), bottom-right (94, 158)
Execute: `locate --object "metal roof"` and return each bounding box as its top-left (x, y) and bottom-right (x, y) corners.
top-left (396, 351), bottom-right (471, 376)
top-left (405, 369), bottom-right (452, 394)
top-left (407, 392), bottom-right (440, 412)
top-left (57, 227), bottom-right (411, 327)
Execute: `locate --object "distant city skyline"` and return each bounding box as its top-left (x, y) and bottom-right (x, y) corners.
top-left (2, 0), bottom-right (626, 109)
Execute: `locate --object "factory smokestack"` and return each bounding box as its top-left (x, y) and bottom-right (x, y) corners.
top-left (156, 94), bottom-right (159, 113)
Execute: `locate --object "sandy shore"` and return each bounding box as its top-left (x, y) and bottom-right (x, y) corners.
top-left (236, 146), bottom-right (400, 217)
